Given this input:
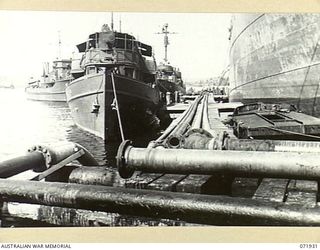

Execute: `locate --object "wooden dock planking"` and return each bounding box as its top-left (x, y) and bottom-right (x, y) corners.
top-left (252, 178), bottom-right (289, 202)
top-left (145, 174), bottom-right (187, 191)
top-left (231, 177), bottom-right (260, 198)
top-left (125, 173), bottom-right (164, 189)
top-left (285, 180), bottom-right (318, 207)
top-left (175, 174), bottom-right (213, 194)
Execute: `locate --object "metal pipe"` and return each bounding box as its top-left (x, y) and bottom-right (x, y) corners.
top-left (201, 94), bottom-right (216, 137)
top-left (191, 97), bottom-right (204, 129)
top-left (148, 96), bottom-right (195, 148)
top-left (182, 130), bottom-right (320, 153)
top-left (181, 129), bottom-right (221, 150)
top-left (0, 152), bottom-right (46, 178)
top-left (117, 141), bottom-right (320, 180)
top-left (28, 142), bottom-right (99, 167)
top-left (165, 95), bottom-right (203, 148)
top-left (225, 138), bottom-right (320, 153)
top-left (68, 167), bottom-right (116, 186)
top-left (0, 142), bottom-right (99, 179)
top-left (0, 179), bottom-right (320, 226)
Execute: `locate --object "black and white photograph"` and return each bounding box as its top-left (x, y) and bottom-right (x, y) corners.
top-left (1, 9), bottom-right (320, 232)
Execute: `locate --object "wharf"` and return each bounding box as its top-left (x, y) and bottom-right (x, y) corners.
top-left (2, 92), bottom-right (320, 226)
top-left (124, 94), bottom-right (319, 219)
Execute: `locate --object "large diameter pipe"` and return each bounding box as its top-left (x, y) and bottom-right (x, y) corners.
top-left (117, 142), bottom-right (320, 180)
top-left (68, 167), bottom-right (116, 186)
top-left (0, 152), bottom-right (46, 178)
top-left (225, 138), bottom-right (320, 153)
top-left (0, 142), bottom-right (99, 179)
top-left (180, 129), bottom-right (320, 153)
top-left (1, 179), bottom-right (320, 226)
top-left (183, 131), bottom-right (320, 153)
top-left (28, 142), bottom-right (99, 167)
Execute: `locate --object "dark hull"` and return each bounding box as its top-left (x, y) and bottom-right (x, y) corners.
top-left (229, 14), bottom-right (320, 116)
top-left (25, 79), bottom-right (69, 102)
top-left (157, 79), bottom-right (186, 94)
top-left (66, 73), bottom-right (160, 141)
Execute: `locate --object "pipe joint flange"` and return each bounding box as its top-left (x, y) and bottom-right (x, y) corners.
top-left (116, 140), bottom-right (135, 179)
top-left (27, 145), bottom-right (52, 172)
top-left (166, 134), bottom-right (183, 148)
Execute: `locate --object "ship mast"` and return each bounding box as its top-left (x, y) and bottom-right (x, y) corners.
top-left (111, 12), bottom-right (114, 31)
top-left (156, 23), bottom-right (177, 63)
top-left (58, 30), bottom-right (61, 59)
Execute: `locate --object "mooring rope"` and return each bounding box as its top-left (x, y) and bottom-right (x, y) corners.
top-left (110, 71), bottom-right (125, 142)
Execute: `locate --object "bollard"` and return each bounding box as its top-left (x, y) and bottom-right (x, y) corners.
top-left (117, 140), bottom-right (320, 180)
top-left (0, 179), bottom-right (320, 226)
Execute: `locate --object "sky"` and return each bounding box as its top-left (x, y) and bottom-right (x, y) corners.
top-left (0, 11), bottom-right (231, 86)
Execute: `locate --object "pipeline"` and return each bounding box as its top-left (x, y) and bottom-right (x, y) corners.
top-left (28, 142), bottom-right (99, 167)
top-left (117, 140), bottom-right (320, 180)
top-left (165, 95), bottom-right (203, 148)
top-left (0, 142), bottom-right (98, 178)
top-left (201, 94), bottom-right (218, 137)
top-left (148, 94), bottom-right (203, 148)
top-left (225, 137), bottom-right (320, 153)
top-left (181, 130), bottom-right (320, 153)
top-left (69, 167), bottom-right (116, 186)
top-left (0, 152), bottom-right (46, 178)
top-left (147, 98), bottom-right (193, 148)
top-left (191, 97), bottom-right (204, 129)
top-left (0, 179), bottom-right (320, 226)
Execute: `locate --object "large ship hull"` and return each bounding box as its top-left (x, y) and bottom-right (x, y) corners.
top-left (66, 72), bottom-right (161, 141)
top-left (25, 79), bottom-right (69, 102)
top-left (229, 14), bottom-right (320, 116)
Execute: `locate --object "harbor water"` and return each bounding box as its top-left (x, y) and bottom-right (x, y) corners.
top-left (0, 88), bottom-right (182, 227)
top-left (0, 88), bottom-right (109, 165)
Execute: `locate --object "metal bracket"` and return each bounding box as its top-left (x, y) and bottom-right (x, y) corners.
top-left (30, 149), bottom-right (85, 181)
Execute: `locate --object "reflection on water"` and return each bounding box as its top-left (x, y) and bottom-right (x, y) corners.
top-left (0, 88), bottom-right (181, 227)
top-left (0, 88), bottom-right (109, 165)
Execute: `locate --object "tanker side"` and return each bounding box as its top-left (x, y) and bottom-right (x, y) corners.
top-left (229, 14), bottom-right (320, 116)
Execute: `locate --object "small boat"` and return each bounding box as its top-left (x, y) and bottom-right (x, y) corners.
top-left (0, 84), bottom-right (14, 89)
top-left (157, 63), bottom-right (185, 100)
top-left (155, 24), bottom-right (186, 104)
top-left (66, 24), bottom-right (166, 141)
top-left (25, 59), bottom-right (72, 102)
